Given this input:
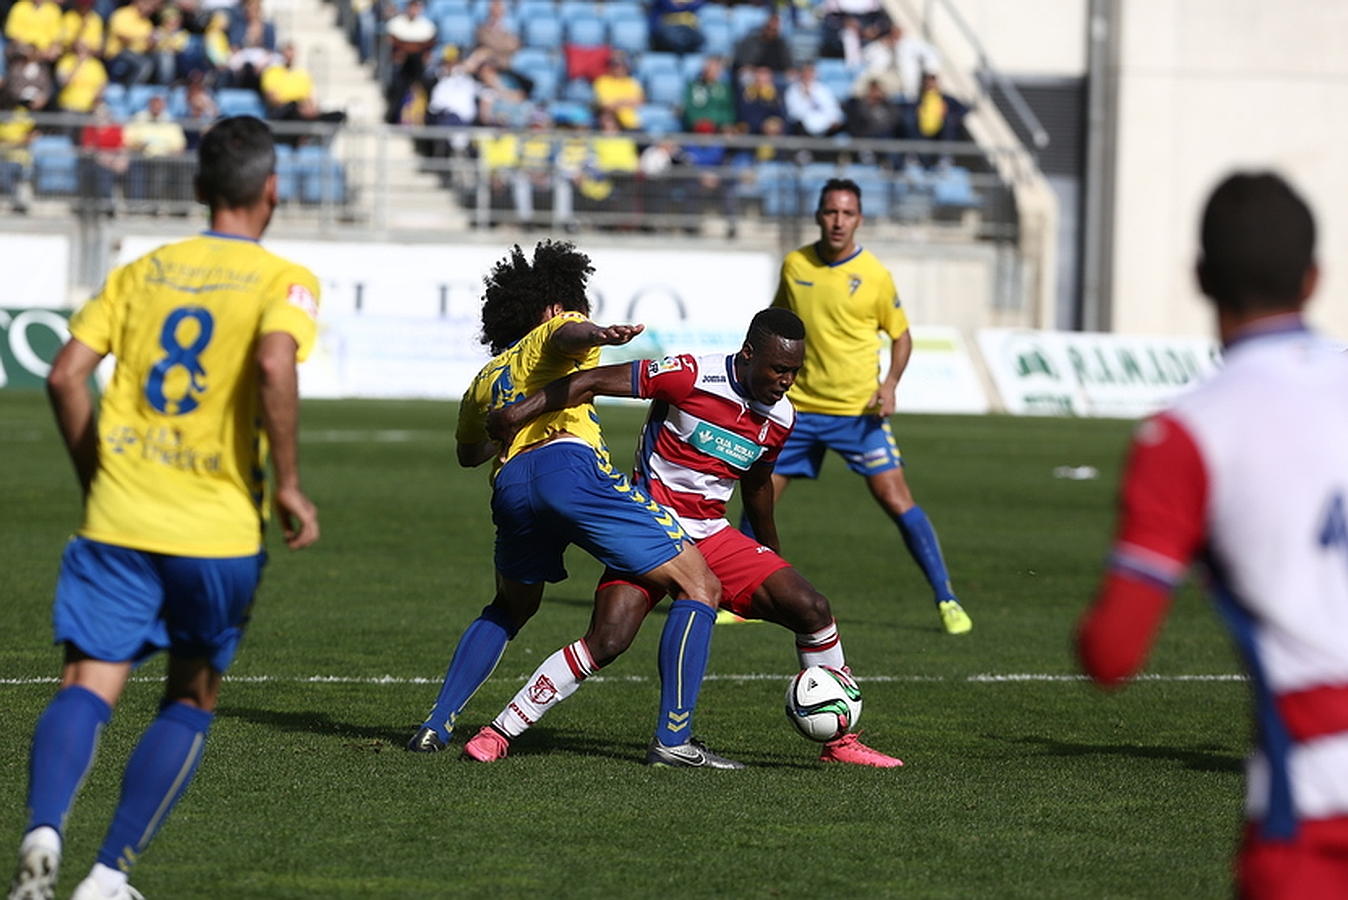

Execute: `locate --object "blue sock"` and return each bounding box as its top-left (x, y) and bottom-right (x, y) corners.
top-left (97, 701), bottom-right (213, 872)
top-left (896, 506), bottom-right (958, 604)
top-left (655, 599), bottom-right (715, 747)
top-left (25, 685), bottom-right (112, 834)
top-left (422, 605), bottom-right (516, 740)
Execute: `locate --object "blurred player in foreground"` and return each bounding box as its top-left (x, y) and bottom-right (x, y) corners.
top-left (406, 241), bottom-right (739, 769)
top-left (8, 116), bottom-right (321, 900)
top-left (461, 308), bottom-right (903, 768)
top-left (1077, 172), bottom-right (1348, 898)
top-left (768, 178), bottom-right (971, 635)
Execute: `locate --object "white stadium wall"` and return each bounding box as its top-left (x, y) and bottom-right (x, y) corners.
top-left (1109, 0), bottom-right (1348, 338)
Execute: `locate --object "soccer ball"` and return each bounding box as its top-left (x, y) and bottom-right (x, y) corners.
top-left (784, 665), bottom-right (862, 742)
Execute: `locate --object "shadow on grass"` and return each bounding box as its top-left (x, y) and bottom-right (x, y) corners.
top-left (215, 706), bottom-right (818, 768)
top-left (995, 733), bottom-right (1242, 774)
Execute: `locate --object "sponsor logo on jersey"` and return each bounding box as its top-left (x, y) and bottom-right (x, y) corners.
top-left (849, 275), bottom-right (862, 296)
top-left (704, 374), bottom-right (727, 383)
top-left (647, 356), bottom-right (684, 377)
top-left (691, 421), bottom-right (767, 470)
top-left (286, 283), bottom-right (318, 318)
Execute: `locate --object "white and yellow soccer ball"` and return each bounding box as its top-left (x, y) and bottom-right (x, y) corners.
top-left (784, 665), bottom-right (863, 742)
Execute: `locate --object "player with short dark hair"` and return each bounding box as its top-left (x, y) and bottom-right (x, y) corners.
top-left (766, 178), bottom-right (971, 635)
top-left (458, 307), bottom-right (903, 768)
top-left (1078, 171), bottom-right (1348, 897)
top-left (406, 241), bottom-right (740, 769)
top-left (8, 115), bottom-right (320, 900)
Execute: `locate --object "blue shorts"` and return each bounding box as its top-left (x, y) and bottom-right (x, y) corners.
top-left (774, 412), bottom-right (904, 479)
top-left (53, 537), bottom-right (265, 672)
top-left (492, 441), bottom-right (686, 584)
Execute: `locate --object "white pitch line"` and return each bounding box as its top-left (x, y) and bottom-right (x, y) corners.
top-left (303, 429), bottom-right (441, 443)
top-left (0, 672), bottom-right (1249, 687)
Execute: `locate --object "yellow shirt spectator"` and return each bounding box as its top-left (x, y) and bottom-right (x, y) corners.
top-left (106, 3), bottom-right (154, 56)
top-left (476, 133), bottom-right (519, 171)
top-left (593, 72), bottom-right (644, 130)
top-left (125, 110), bottom-right (187, 158)
top-left (5, 0), bottom-right (62, 54)
top-left (60, 8), bottom-right (102, 54)
top-left (0, 107), bottom-right (35, 164)
top-left (55, 50), bottom-right (108, 113)
top-left (260, 65), bottom-right (314, 106)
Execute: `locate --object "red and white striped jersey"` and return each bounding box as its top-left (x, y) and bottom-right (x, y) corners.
top-left (628, 353), bottom-right (795, 540)
top-left (1081, 319), bottom-right (1348, 839)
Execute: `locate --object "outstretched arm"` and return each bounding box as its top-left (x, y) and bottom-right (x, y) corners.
top-left (740, 461), bottom-right (782, 553)
top-left (868, 329), bottom-right (912, 416)
top-left (46, 338), bottom-right (105, 498)
top-left (487, 362), bottom-right (636, 445)
top-left (550, 320), bottom-right (644, 358)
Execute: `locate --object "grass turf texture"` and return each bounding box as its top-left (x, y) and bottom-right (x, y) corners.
top-left (1, 394), bottom-right (1247, 898)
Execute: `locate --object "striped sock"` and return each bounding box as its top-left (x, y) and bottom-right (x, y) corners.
top-left (655, 599), bottom-right (715, 747)
top-left (493, 639), bottom-right (599, 738)
top-left (795, 619), bottom-right (845, 670)
top-left (25, 685), bottom-right (111, 835)
top-left (96, 702), bottom-right (212, 873)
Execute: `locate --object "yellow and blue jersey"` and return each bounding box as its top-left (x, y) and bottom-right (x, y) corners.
top-left (772, 243), bottom-right (910, 416)
top-left (456, 311), bottom-right (607, 474)
top-left (69, 232), bottom-right (320, 558)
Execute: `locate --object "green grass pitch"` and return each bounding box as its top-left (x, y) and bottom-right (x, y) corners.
top-left (2, 394), bottom-right (1247, 898)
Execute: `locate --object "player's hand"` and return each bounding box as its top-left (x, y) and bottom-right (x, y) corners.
top-left (868, 384), bottom-right (898, 417)
top-left (274, 485), bottom-right (319, 550)
top-left (593, 323), bottom-right (644, 346)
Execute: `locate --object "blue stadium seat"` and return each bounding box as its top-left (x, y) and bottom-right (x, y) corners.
top-left (547, 99), bottom-right (592, 127)
top-left (757, 161), bottom-right (799, 216)
top-left (638, 103), bottom-right (680, 136)
top-left (517, 56), bottom-right (560, 100)
top-left (814, 58), bottom-right (855, 83)
top-left (562, 77), bottom-right (594, 104)
top-left (700, 20), bottom-right (731, 57)
top-left (820, 72), bottom-right (852, 102)
top-left (513, 46), bottom-right (553, 71)
top-left (522, 14), bottom-right (562, 49)
top-left (798, 162), bottom-right (838, 211)
top-left (427, 0), bottom-right (468, 18)
top-left (102, 83), bottom-right (128, 119)
top-left (517, 0), bottom-right (554, 20)
top-left (636, 51), bottom-right (678, 82)
top-left (167, 86), bottom-right (189, 119)
top-left (609, 18), bottom-right (647, 54)
top-left (843, 165), bottom-right (890, 218)
top-left (32, 136), bottom-right (78, 196)
top-left (436, 11), bottom-right (475, 47)
top-left (600, 1), bottom-right (641, 24)
top-left (127, 84), bottom-right (169, 115)
top-left (645, 69), bottom-right (683, 107)
top-left (217, 88), bottom-right (265, 118)
top-left (930, 165), bottom-right (982, 208)
top-left (697, 4), bottom-right (727, 27)
top-left (680, 53), bottom-right (706, 83)
top-left (297, 146), bottom-right (346, 205)
top-left (558, 0), bottom-right (597, 19)
top-left (274, 144), bottom-right (298, 202)
top-left (564, 15), bottom-right (604, 46)
top-left (729, 5), bottom-right (769, 43)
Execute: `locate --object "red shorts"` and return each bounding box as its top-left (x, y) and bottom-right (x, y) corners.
top-left (1238, 818), bottom-right (1348, 899)
top-left (597, 526), bottom-right (792, 617)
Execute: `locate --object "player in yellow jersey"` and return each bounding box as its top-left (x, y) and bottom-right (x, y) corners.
top-left (407, 241), bottom-right (741, 769)
top-left (768, 178), bottom-right (972, 635)
top-left (8, 117), bottom-right (320, 900)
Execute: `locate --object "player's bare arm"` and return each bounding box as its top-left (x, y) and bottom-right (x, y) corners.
top-left (550, 320), bottom-right (645, 357)
top-left (485, 362), bottom-right (636, 445)
top-left (257, 331), bottom-right (319, 550)
top-left (869, 329), bottom-right (912, 416)
top-left (45, 337), bottom-right (105, 498)
top-left (740, 461), bottom-right (783, 553)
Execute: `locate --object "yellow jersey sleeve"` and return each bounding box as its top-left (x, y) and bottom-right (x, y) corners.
top-left (259, 265), bottom-right (320, 361)
top-left (877, 268), bottom-right (909, 340)
top-left (69, 263), bottom-right (137, 355)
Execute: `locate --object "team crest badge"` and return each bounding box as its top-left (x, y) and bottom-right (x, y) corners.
top-left (848, 275), bottom-right (862, 296)
top-left (528, 675), bottom-right (558, 704)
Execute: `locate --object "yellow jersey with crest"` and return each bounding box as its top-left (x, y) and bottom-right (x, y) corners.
top-left (457, 311), bottom-right (607, 477)
top-left (69, 232), bottom-right (320, 557)
top-left (772, 243), bottom-right (910, 416)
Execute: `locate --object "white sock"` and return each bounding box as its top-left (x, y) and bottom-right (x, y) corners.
top-left (20, 825), bottom-right (60, 856)
top-left (795, 619), bottom-right (846, 670)
top-left (492, 640), bottom-right (597, 738)
top-left (89, 862), bottom-right (127, 895)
